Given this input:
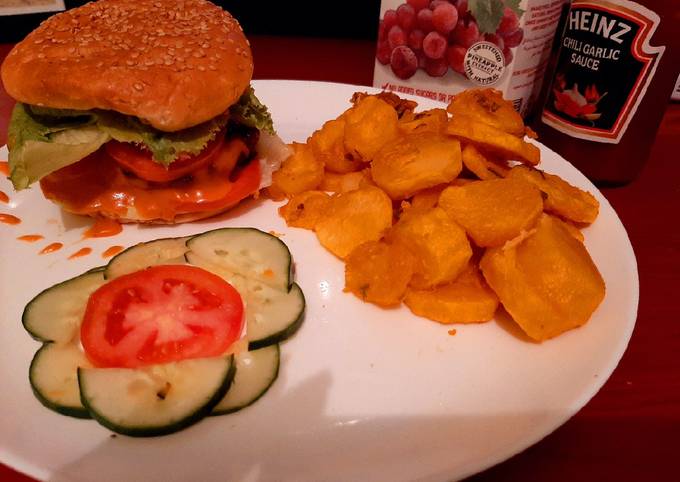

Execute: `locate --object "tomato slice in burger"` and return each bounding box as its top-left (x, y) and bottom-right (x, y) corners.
top-left (81, 265), bottom-right (244, 368)
top-left (176, 158), bottom-right (261, 215)
top-left (105, 134), bottom-right (225, 183)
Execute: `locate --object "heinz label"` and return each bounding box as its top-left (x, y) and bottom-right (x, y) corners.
top-left (541, 0), bottom-right (665, 143)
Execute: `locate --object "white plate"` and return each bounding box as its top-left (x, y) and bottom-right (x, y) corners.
top-left (0, 80), bottom-right (638, 482)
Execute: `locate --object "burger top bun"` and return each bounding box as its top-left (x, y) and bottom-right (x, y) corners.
top-left (1, 0), bottom-right (253, 132)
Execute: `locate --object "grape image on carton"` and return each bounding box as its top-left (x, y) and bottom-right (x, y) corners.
top-left (373, 0), bottom-right (567, 117)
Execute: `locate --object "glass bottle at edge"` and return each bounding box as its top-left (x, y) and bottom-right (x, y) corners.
top-left (532, 0), bottom-right (679, 186)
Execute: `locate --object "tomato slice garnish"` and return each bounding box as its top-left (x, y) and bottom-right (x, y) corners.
top-left (105, 134), bottom-right (226, 183)
top-left (81, 265), bottom-right (244, 368)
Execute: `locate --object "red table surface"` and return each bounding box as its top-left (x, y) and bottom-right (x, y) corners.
top-left (0, 36), bottom-right (678, 482)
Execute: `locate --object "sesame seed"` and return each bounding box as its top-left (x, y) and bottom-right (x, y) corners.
top-left (134, 83), bottom-right (144, 91)
top-left (19, 0), bottom-right (245, 78)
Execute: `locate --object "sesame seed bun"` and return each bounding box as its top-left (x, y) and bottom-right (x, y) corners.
top-left (0, 0), bottom-right (253, 132)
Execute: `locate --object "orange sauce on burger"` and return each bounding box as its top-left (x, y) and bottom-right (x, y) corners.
top-left (39, 140), bottom-right (258, 223)
top-left (83, 217), bottom-right (122, 239)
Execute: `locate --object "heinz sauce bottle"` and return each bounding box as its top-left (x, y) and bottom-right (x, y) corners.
top-left (533, 0), bottom-right (678, 185)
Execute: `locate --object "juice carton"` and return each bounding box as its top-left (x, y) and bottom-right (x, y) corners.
top-left (373, 0), bottom-right (568, 117)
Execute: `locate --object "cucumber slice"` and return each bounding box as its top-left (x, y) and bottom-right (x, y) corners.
top-left (187, 228), bottom-right (293, 292)
top-left (79, 356), bottom-right (235, 437)
top-left (184, 250), bottom-right (250, 295)
top-left (246, 282), bottom-right (305, 350)
top-left (104, 236), bottom-right (191, 280)
top-left (29, 343), bottom-right (92, 419)
top-left (185, 251), bottom-right (305, 349)
top-left (23, 269), bottom-right (106, 343)
top-left (212, 344), bottom-right (280, 415)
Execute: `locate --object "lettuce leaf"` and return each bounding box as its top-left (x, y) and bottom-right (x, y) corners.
top-left (230, 86), bottom-right (275, 135)
top-left (96, 111), bottom-right (228, 163)
top-left (8, 104), bottom-right (108, 189)
top-left (6, 86), bottom-right (274, 190)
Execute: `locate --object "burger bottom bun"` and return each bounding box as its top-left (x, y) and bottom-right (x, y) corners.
top-left (48, 197), bottom-right (258, 225)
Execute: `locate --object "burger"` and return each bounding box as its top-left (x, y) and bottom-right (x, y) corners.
top-left (0, 0), bottom-right (289, 224)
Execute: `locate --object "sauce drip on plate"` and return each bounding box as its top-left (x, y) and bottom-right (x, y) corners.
top-left (0, 213), bottom-right (20, 225)
top-left (0, 161), bottom-right (8, 176)
top-left (0, 191), bottom-right (8, 203)
top-left (40, 242), bottom-right (63, 254)
top-left (102, 245), bottom-right (125, 258)
top-left (17, 234), bottom-right (44, 243)
top-left (68, 247), bottom-right (93, 259)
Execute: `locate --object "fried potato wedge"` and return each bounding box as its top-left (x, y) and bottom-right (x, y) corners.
top-left (506, 165), bottom-right (599, 224)
top-left (387, 207), bottom-right (472, 289)
top-left (372, 132), bottom-right (462, 200)
top-left (351, 91), bottom-right (418, 118)
top-left (344, 96), bottom-right (399, 162)
top-left (398, 108), bottom-right (449, 135)
top-left (447, 88), bottom-right (526, 137)
top-left (450, 178), bottom-right (475, 187)
top-left (461, 143), bottom-right (498, 180)
top-left (480, 214), bottom-right (606, 341)
top-left (552, 215), bottom-right (585, 243)
top-left (315, 186), bottom-right (393, 259)
top-left (439, 177), bottom-right (543, 247)
top-left (344, 240), bottom-right (416, 307)
top-left (308, 117), bottom-right (362, 174)
top-left (320, 169), bottom-right (374, 193)
top-left (404, 265), bottom-right (499, 324)
top-left (409, 184), bottom-right (447, 212)
top-left (269, 142), bottom-right (324, 197)
top-left (446, 115), bottom-right (540, 166)
top-left (278, 190), bottom-right (331, 230)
